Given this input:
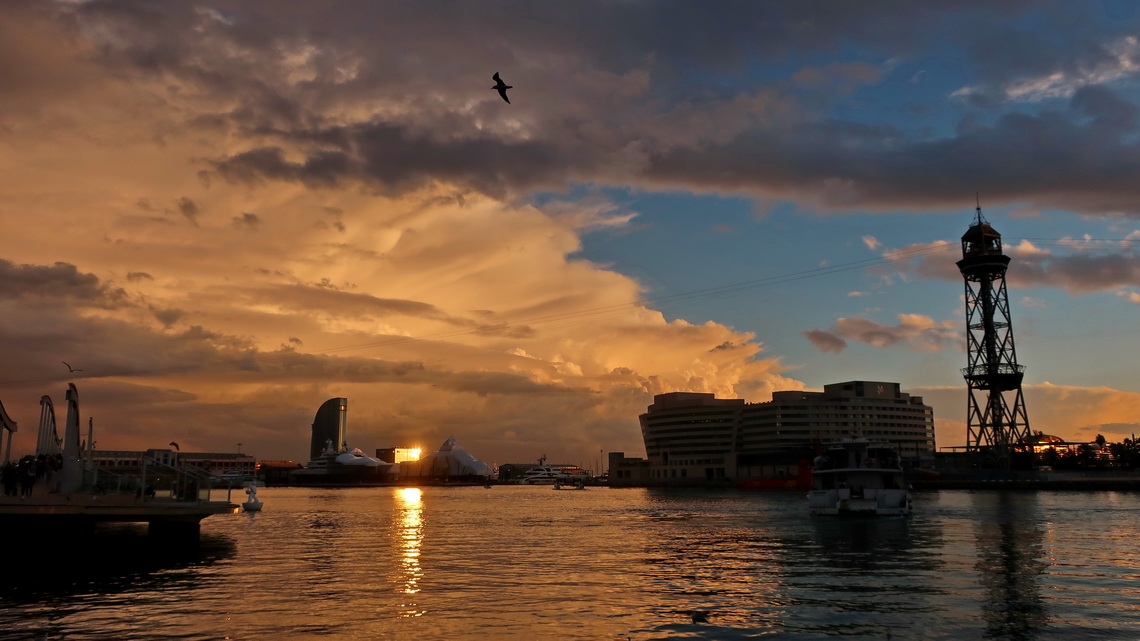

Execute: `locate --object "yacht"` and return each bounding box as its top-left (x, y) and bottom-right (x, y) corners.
top-left (520, 465), bottom-right (572, 485)
top-left (292, 440), bottom-right (393, 484)
top-left (807, 437), bottom-right (912, 516)
top-left (519, 456), bottom-right (578, 485)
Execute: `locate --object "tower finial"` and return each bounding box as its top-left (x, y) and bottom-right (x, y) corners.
top-left (974, 192), bottom-right (987, 225)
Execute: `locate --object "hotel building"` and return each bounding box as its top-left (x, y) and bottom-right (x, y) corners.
top-left (615, 380), bottom-right (935, 485)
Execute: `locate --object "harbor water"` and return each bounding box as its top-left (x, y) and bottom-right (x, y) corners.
top-left (3, 486), bottom-right (1138, 640)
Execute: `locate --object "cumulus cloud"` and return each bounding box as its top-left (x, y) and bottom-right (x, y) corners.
top-left (4, 0), bottom-right (1140, 465)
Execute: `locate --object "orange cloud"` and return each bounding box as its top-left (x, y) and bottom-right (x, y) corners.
top-left (917, 383), bottom-right (1140, 449)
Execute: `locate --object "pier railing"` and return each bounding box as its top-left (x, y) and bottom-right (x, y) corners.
top-left (82, 453), bottom-right (225, 503)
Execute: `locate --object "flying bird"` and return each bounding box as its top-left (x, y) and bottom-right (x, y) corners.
top-left (169, 441), bottom-right (180, 451)
top-left (492, 72), bottom-right (512, 103)
top-left (62, 361), bottom-right (83, 373)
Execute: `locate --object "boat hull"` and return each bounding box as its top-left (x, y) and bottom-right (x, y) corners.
top-left (807, 489), bottom-right (911, 516)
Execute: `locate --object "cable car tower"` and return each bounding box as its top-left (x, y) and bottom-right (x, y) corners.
top-left (956, 205), bottom-right (1032, 469)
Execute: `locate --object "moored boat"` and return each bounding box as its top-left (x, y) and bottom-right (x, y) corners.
top-left (807, 437), bottom-right (911, 516)
top-left (520, 463), bottom-right (571, 484)
top-left (553, 478), bottom-right (585, 490)
top-left (518, 455), bottom-right (588, 485)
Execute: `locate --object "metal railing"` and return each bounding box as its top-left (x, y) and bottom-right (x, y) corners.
top-left (84, 454), bottom-right (224, 503)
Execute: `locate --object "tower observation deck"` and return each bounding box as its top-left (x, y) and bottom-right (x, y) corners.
top-left (956, 207), bottom-right (1032, 469)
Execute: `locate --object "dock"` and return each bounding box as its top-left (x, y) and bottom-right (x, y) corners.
top-left (0, 491), bottom-right (238, 540)
top-left (1, 383), bottom-right (239, 543)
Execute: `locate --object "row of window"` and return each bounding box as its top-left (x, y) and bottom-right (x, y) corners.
top-left (650, 468), bottom-right (726, 479)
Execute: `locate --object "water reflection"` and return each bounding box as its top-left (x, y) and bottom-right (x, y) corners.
top-left (396, 487), bottom-right (425, 617)
top-left (972, 492), bottom-right (1048, 640)
top-left (0, 525), bottom-right (236, 640)
top-left (0, 525), bottom-right (235, 603)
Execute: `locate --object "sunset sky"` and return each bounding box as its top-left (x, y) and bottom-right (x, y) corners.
top-left (4, 1), bottom-right (1140, 468)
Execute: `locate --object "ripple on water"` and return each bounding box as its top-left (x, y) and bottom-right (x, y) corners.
top-left (2, 487), bottom-right (1139, 640)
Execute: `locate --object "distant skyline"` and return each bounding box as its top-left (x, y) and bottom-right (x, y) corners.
top-left (3, 1), bottom-right (1140, 467)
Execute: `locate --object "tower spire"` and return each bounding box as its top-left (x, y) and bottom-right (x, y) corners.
top-left (956, 208), bottom-right (1031, 469)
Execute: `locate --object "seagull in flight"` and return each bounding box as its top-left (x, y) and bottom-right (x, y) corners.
top-left (492, 72), bottom-right (512, 103)
top-left (62, 361), bottom-right (83, 373)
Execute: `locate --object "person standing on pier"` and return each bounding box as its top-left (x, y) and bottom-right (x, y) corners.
top-left (1, 462), bottom-right (16, 496)
top-left (18, 457), bottom-right (37, 497)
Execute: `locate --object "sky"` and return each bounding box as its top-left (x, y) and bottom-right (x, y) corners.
top-left (3, 1), bottom-right (1140, 469)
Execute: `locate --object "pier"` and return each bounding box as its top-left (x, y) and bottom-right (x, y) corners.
top-left (0, 491), bottom-right (238, 541)
top-left (1, 383), bottom-right (239, 543)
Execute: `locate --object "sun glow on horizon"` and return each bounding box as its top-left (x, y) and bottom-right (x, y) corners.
top-left (395, 448), bottom-right (422, 463)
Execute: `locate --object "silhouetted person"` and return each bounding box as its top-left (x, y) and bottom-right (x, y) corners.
top-left (2, 462), bottom-right (17, 496)
top-left (492, 72), bottom-right (512, 103)
top-left (19, 458), bottom-right (37, 497)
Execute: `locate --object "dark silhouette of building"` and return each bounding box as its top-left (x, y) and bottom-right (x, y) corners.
top-left (310, 397), bottom-right (347, 460)
top-left (614, 381), bottom-right (935, 486)
top-left (956, 206), bottom-right (1032, 469)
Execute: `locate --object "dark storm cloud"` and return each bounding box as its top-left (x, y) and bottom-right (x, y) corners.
top-left (1011, 250), bottom-right (1140, 293)
top-left (644, 93), bottom-right (1140, 214)
top-left (0, 259), bottom-right (128, 306)
top-left (176, 196), bottom-right (200, 225)
top-left (231, 212), bottom-right (261, 229)
top-left (899, 241), bottom-right (1140, 294)
top-left (206, 127), bottom-right (571, 198)
top-left (39, 0), bottom-right (1140, 214)
top-left (150, 306), bottom-right (184, 328)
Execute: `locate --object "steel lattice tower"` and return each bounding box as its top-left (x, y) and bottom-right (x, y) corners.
top-left (956, 207), bottom-right (1032, 469)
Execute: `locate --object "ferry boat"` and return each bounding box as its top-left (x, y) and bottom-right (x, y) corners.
top-left (807, 437), bottom-right (911, 516)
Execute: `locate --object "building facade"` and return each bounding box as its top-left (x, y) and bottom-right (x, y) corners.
top-left (92, 448), bottom-right (257, 478)
top-left (617, 381), bottom-right (935, 486)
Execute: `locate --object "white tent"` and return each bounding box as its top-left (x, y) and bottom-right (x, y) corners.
top-left (405, 436), bottom-right (494, 478)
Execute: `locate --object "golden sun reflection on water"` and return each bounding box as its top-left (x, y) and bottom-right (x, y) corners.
top-left (396, 487), bottom-right (425, 617)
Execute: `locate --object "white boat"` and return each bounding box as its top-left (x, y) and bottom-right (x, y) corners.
top-left (520, 464), bottom-right (572, 484)
top-left (292, 440), bottom-right (393, 483)
top-left (807, 437), bottom-right (911, 516)
top-left (518, 455), bottom-right (581, 485)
